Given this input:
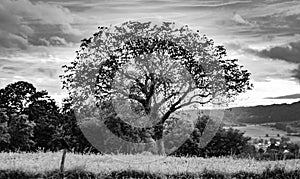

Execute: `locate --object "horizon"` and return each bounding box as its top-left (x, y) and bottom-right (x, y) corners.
top-left (1, 0), bottom-right (300, 107)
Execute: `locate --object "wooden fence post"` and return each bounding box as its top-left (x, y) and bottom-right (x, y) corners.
top-left (60, 149), bottom-right (67, 179)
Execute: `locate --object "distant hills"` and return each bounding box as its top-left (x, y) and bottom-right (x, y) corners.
top-left (223, 101), bottom-right (300, 124)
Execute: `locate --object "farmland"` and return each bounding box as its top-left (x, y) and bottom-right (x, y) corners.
top-left (2, 152), bottom-right (300, 178)
top-left (228, 124), bottom-right (300, 143)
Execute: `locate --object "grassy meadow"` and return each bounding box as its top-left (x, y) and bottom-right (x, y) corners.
top-left (229, 124), bottom-right (300, 143)
top-left (2, 152), bottom-right (300, 178)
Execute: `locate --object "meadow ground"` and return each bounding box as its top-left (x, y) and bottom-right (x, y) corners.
top-left (229, 124), bottom-right (300, 143)
top-left (1, 152), bottom-right (300, 178)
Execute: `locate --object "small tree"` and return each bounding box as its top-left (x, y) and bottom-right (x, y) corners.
top-left (0, 109), bottom-right (10, 151)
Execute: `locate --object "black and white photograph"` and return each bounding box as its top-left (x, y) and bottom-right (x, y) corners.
top-left (1, 0), bottom-right (300, 178)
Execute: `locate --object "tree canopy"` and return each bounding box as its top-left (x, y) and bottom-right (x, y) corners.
top-left (60, 21), bottom-right (252, 155)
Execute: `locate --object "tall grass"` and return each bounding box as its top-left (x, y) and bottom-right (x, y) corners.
top-left (1, 152), bottom-right (300, 178)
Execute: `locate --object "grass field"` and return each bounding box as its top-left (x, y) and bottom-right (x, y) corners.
top-left (2, 152), bottom-right (300, 178)
top-left (229, 124), bottom-right (300, 143)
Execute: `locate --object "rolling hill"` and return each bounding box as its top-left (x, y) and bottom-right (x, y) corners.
top-left (224, 101), bottom-right (300, 124)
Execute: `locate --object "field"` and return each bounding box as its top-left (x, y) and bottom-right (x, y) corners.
top-left (229, 124), bottom-right (300, 143)
top-left (2, 152), bottom-right (300, 178)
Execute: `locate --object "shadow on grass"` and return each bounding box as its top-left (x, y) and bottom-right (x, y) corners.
top-left (1, 167), bottom-right (300, 179)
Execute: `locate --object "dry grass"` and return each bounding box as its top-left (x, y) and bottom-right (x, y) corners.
top-left (1, 152), bottom-right (300, 176)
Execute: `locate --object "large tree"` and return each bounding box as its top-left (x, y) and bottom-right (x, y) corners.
top-left (0, 81), bottom-right (62, 151)
top-left (61, 21), bottom-right (252, 155)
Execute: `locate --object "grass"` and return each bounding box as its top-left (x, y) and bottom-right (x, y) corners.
top-left (230, 124), bottom-right (300, 142)
top-left (1, 152), bottom-right (300, 177)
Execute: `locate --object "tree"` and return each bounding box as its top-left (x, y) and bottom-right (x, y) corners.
top-left (54, 98), bottom-right (98, 154)
top-left (60, 21), bottom-right (252, 155)
top-left (0, 81), bottom-right (62, 152)
top-left (0, 81), bottom-right (37, 114)
top-left (27, 90), bottom-right (62, 151)
top-left (172, 115), bottom-right (251, 157)
top-left (0, 109), bottom-right (10, 151)
top-left (8, 113), bottom-right (35, 152)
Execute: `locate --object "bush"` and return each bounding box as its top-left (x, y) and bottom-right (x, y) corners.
top-left (171, 115), bottom-right (251, 157)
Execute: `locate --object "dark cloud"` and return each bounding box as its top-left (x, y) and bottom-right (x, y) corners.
top-left (250, 40), bottom-right (300, 83)
top-left (28, 24), bottom-right (80, 46)
top-left (292, 64), bottom-right (300, 83)
top-left (266, 93), bottom-right (300, 99)
top-left (0, 0), bottom-right (82, 51)
top-left (258, 41), bottom-right (300, 63)
top-left (227, 40), bottom-right (300, 64)
top-left (36, 68), bottom-right (58, 78)
top-left (0, 32), bottom-right (29, 50)
top-left (2, 66), bottom-right (23, 71)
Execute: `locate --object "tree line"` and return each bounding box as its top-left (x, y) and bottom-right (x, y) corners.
top-left (0, 81), bottom-right (96, 153)
top-left (0, 81), bottom-right (252, 157)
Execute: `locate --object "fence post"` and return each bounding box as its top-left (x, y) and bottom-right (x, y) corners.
top-left (60, 149), bottom-right (67, 179)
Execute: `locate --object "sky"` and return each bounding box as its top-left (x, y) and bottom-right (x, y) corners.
top-left (0, 0), bottom-right (300, 107)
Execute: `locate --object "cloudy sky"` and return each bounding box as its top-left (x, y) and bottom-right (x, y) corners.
top-left (0, 0), bottom-right (300, 107)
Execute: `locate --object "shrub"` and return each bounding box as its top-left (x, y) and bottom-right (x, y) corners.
top-left (171, 115), bottom-right (251, 157)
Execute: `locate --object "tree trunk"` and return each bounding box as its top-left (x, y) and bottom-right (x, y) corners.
top-left (157, 139), bottom-right (166, 155)
top-left (145, 137), bottom-right (157, 154)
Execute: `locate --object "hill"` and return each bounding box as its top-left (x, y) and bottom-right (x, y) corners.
top-left (224, 101), bottom-right (300, 124)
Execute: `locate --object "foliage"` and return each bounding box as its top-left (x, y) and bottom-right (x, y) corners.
top-left (0, 109), bottom-right (10, 151)
top-left (172, 115), bottom-right (251, 157)
top-left (1, 106), bottom-right (36, 152)
top-left (0, 81), bottom-right (97, 153)
top-left (56, 98), bottom-right (98, 153)
top-left (27, 91), bottom-right (62, 151)
top-left (0, 81), bottom-right (36, 114)
top-left (8, 113), bottom-right (35, 152)
top-left (60, 21), bottom-right (252, 155)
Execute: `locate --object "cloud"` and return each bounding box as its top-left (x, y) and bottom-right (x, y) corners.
top-left (0, 58), bottom-right (59, 79)
top-left (231, 13), bottom-right (252, 25)
top-left (178, 1), bottom-right (252, 9)
top-left (266, 93), bottom-right (300, 99)
top-left (0, 31), bottom-right (29, 50)
top-left (257, 41), bottom-right (300, 63)
top-left (35, 36), bottom-right (68, 46)
top-left (292, 64), bottom-right (300, 83)
top-left (0, 0), bottom-right (82, 51)
top-left (226, 39), bottom-right (300, 64)
top-left (236, 40), bottom-right (300, 84)
top-left (247, 0), bottom-right (300, 18)
top-left (0, 57), bottom-right (64, 95)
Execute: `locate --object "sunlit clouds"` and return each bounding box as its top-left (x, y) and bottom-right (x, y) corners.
top-left (1, 0), bottom-right (300, 106)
